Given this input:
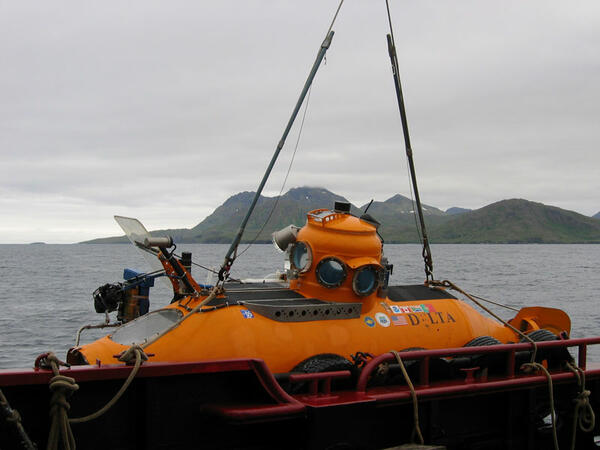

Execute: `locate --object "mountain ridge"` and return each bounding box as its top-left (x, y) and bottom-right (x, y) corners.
top-left (82, 187), bottom-right (600, 244)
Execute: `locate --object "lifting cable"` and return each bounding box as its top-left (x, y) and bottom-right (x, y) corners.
top-left (236, 85), bottom-right (314, 260)
top-left (217, 0), bottom-right (344, 283)
top-left (384, 0), bottom-right (434, 281)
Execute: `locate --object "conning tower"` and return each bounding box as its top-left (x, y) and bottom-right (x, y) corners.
top-left (275, 202), bottom-right (387, 307)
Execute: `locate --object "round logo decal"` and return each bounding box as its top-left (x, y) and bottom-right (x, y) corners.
top-left (375, 312), bottom-right (391, 328)
top-left (364, 316), bottom-right (376, 328)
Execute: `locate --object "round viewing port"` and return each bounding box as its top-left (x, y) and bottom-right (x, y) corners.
top-left (352, 265), bottom-right (380, 296)
top-left (290, 241), bottom-right (312, 272)
top-left (316, 258), bottom-right (347, 288)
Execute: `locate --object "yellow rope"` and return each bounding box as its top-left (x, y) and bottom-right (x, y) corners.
top-left (430, 279), bottom-right (598, 448)
top-left (44, 346), bottom-right (147, 450)
top-left (390, 350), bottom-right (424, 445)
top-left (44, 354), bottom-right (78, 450)
top-left (69, 345), bottom-right (146, 424)
top-left (566, 362), bottom-right (596, 450)
top-left (522, 362), bottom-right (560, 450)
top-left (44, 285), bottom-right (219, 448)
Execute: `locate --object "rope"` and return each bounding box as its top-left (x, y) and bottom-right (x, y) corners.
top-left (436, 278), bottom-right (595, 449)
top-left (441, 274), bottom-right (597, 450)
top-left (0, 388), bottom-right (37, 450)
top-left (384, 0), bottom-right (397, 45)
top-left (566, 362), bottom-right (596, 450)
top-left (237, 85), bottom-right (314, 259)
top-left (42, 346), bottom-right (147, 450)
top-left (41, 284), bottom-right (217, 449)
top-left (427, 279), bottom-right (539, 363)
top-left (69, 346), bottom-right (146, 424)
top-left (42, 353), bottom-right (78, 450)
top-left (219, 0), bottom-right (345, 278)
top-left (325, 0), bottom-right (344, 37)
top-left (168, 250), bottom-right (218, 275)
top-left (522, 362), bottom-right (560, 450)
top-left (237, 4), bottom-right (342, 260)
top-left (390, 350), bottom-right (425, 445)
top-left (470, 293), bottom-right (519, 312)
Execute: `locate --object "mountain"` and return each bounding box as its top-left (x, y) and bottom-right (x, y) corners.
top-left (85, 187), bottom-right (355, 244)
top-left (430, 199), bottom-right (600, 243)
top-left (359, 194), bottom-right (449, 243)
top-left (187, 187), bottom-right (358, 243)
top-left (593, 212), bottom-right (600, 219)
top-left (446, 207), bottom-right (472, 215)
top-left (82, 189), bottom-right (600, 244)
top-left (362, 194), bottom-right (445, 218)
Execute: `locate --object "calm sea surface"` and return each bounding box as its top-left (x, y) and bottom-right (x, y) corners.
top-left (0, 243), bottom-right (598, 369)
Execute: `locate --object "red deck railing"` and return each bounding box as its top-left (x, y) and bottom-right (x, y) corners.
top-left (277, 337), bottom-right (600, 401)
top-left (3, 338), bottom-right (600, 411)
top-left (356, 337), bottom-right (600, 392)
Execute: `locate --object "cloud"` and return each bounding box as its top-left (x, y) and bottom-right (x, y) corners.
top-left (1, 0), bottom-right (599, 243)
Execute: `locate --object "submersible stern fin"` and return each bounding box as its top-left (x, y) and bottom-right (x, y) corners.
top-left (508, 307), bottom-right (571, 337)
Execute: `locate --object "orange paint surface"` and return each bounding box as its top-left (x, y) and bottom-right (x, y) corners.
top-left (73, 209), bottom-right (571, 373)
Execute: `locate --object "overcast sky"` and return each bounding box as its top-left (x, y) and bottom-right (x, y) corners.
top-left (1, 1), bottom-right (598, 243)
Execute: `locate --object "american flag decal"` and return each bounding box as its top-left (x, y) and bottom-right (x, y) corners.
top-left (391, 315), bottom-right (408, 326)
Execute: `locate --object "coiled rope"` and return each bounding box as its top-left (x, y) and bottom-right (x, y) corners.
top-left (520, 361), bottom-right (596, 450)
top-left (41, 353), bottom-right (78, 450)
top-left (41, 346), bottom-right (147, 450)
top-left (566, 361), bottom-right (596, 450)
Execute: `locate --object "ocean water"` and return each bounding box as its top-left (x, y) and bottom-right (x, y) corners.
top-left (0, 243), bottom-right (598, 369)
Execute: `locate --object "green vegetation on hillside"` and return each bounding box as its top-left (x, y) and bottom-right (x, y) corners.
top-left (83, 188), bottom-right (600, 244)
top-left (430, 199), bottom-right (600, 243)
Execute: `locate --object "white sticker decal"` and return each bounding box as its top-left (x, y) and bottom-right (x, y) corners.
top-left (375, 312), bottom-right (391, 328)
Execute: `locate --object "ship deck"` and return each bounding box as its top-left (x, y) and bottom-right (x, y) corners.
top-left (2, 338), bottom-right (600, 449)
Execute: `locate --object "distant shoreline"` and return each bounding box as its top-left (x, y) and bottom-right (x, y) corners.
top-left (77, 188), bottom-right (600, 245)
top-left (1, 241), bottom-right (598, 246)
